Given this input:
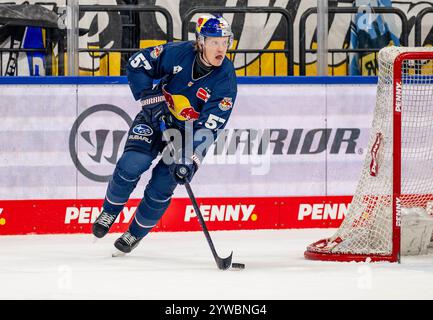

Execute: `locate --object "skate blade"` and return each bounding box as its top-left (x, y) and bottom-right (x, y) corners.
top-left (92, 236), bottom-right (99, 244)
top-left (112, 249), bottom-right (126, 258)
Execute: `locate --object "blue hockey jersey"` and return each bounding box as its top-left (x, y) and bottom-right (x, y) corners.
top-left (126, 41), bottom-right (238, 159)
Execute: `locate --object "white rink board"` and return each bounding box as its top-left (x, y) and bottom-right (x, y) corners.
top-left (0, 83), bottom-right (377, 200)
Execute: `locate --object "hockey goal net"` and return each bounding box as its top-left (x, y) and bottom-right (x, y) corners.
top-left (305, 46), bottom-right (433, 262)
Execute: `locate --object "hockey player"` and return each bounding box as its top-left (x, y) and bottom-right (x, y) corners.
top-left (92, 14), bottom-right (238, 254)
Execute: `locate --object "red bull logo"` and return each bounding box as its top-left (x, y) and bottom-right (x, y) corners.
top-left (150, 45), bottom-right (164, 59)
top-left (162, 86), bottom-right (175, 111)
top-left (196, 17), bottom-right (209, 33)
top-left (180, 107), bottom-right (200, 120)
top-left (162, 86), bottom-right (200, 121)
top-left (218, 97), bottom-right (233, 111)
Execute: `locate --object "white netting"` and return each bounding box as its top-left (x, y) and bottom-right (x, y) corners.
top-left (306, 46), bottom-right (433, 260)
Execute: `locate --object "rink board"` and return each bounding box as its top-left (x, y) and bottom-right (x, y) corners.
top-left (0, 77), bottom-right (376, 235)
top-left (0, 195), bottom-right (353, 235)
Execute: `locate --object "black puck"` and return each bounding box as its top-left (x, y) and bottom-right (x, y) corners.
top-left (231, 263), bottom-right (245, 269)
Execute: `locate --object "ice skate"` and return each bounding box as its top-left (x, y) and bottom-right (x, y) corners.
top-left (112, 230), bottom-right (143, 256)
top-left (92, 211), bottom-right (117, 239)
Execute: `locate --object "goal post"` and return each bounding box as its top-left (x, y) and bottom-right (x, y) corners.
top-left (304, 46), bottom-right (433, 263)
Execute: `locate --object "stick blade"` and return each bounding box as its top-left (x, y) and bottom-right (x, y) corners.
top-left (216, 251), bottom-right (233, 270)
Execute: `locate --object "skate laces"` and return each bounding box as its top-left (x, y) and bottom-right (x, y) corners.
top-left (122, 231), bottom-right (139, 245)
top-left (97, 213), bottom-right (116, 228)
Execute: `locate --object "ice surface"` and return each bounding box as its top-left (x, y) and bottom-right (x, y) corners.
top-left (1, 229), bottom-right (433, 300)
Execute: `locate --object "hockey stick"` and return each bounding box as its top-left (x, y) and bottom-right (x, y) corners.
top-left (159, 118), bottom-right (234, 270)
top-left (184, 182), bottom-right (233, 270)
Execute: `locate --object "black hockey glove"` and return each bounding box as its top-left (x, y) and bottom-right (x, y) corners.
top-left (170, 157), bottom-right (198, 185)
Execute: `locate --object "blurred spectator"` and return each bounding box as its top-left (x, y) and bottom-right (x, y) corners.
top-left (349, 0), bottom-right (400, 75)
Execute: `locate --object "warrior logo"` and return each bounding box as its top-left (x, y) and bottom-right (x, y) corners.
top-left (69, 104), bottom-right (132, 182)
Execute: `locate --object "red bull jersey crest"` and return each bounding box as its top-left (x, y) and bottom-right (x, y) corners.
top-left (150, 45), bottom-right (164, 59)
top-left (218, 97), bottom-right (233, 111)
